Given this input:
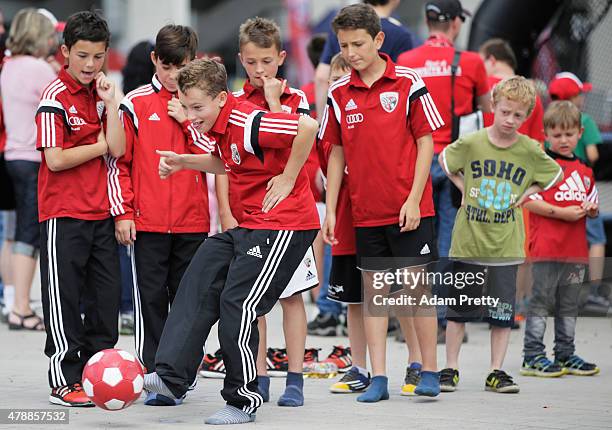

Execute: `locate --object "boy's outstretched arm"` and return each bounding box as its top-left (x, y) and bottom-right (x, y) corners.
top-left (400, 133), bottom-right (435, 232)
top-left (322, 144), bottom-right (344, 246)
top-left (262, 115), bottom-right (318, 213)
top-left (157, 150), bottom-right (227, 177)
top-left (97, 72), bottom-right (126, 158)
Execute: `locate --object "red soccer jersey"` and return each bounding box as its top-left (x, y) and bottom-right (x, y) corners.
top-left (36, 68), bottom-right (113, 222)
top-left (318, 140), bottom-right (355, 255)
top-left (210, 93), bottom-right (319, 231)
top-left (230, 81), bottom-right (319, 220)
top-left (397, 34), bottom-right (489, 154)
top-left (318, 54), bottom-right (440, 227)
top-left (483, 75), bottom-right (545, 143)
top-left (114, 74), bottom-right (212, 233)
top-left (528, 150), bottom-right (597, 261)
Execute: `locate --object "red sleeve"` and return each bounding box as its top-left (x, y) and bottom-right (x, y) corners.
top-left (181, 120), bottom-right (216, 154)
top-left (316, 140), bottom-right (333, 176)
top-left (527, 96), bottom-right (545, 143)
top-left (36, 98), bottom-right (66, 150)
top-left (112, 103), bottom-right (136, 220)
top-left (246, 111), bottom-right (301, 150)
top-left (408, 78), bottom-right (444, 139)
top-left (317, 92), bottom-right (343, 147)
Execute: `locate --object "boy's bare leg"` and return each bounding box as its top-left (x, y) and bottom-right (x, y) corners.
top-left (256, 316), bottom-right (268, 376)
top-left (398, 316), bottom-right (422, 365)
top-left (490, 326), bottom-right (511, 370)
top-left (281, 294), bottom-right (307, 374)
top-left (445, 321), bottom-right (465, 369)
top-left (278, 294), bottom-right (307, 406)
top-left (347, 303), bottom-right (367, 368)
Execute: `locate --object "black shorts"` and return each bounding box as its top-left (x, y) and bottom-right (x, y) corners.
top-left (355, 217), bottom-right (437, 271)
top-left (328, 254), bottom-right (362, 304)
top-left (445, 261), bottom-right (517, 328)
top-left (6, 160), bottom-right (40, 255)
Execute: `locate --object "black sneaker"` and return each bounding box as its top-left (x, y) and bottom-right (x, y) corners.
top-left (307, 313), bottom-right (341, 336)
top-left (520, 355), bottom-right (564, 377)
top-left (400, 365), bottom-right (421, 396)
top-left (439, 368), bottom-right (459, 392)
top-left (555, 355), bottom-right (600, 376)
top-left (485, 369), bottom-right (520, 393)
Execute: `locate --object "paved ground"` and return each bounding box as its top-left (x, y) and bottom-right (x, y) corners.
top-left (1, 303), bottom-right (611, 430)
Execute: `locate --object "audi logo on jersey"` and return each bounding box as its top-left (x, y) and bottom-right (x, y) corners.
top-left (68, 116), bottom-right (86, 127)
top-left (346, 113), bottom-right (364, 125)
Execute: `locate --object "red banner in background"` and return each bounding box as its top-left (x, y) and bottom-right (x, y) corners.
top-left (286, 0), bottom-right (312, 87)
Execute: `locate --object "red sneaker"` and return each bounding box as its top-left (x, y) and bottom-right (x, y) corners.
top-left (49, 383), bottom-right (94, 407)
top-left (303, 348), bottom-right (320, 365)
top-left (323, 346), bottom-right (352, 373)
top-left (199, 349), bottom-right (226, 379)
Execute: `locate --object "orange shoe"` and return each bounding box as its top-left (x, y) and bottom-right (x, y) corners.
top-left (323, 346), bottom-right (352, 373)
top-left (49, 383), bottom-right (94, 407)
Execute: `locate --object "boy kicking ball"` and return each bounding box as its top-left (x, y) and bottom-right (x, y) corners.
top-left (142, 58), bottom-right (319, 425)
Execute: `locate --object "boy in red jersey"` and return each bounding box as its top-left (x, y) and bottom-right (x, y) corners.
top-left (142, 58), bottom-right (319, 425)
top-left (320, 3), bottom-right (443, 401)
top-left (521, 101), bottom-right (600, 377)
top-left (36, 11), bottom-right (125, 407)
top-left (214, 17), bottom-right (316, 406)
top-left (113, 25), bottom-right (212, 406)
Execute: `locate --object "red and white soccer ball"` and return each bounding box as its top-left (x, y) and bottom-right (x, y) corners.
top-left (82, 348), bottom-right (144, 411)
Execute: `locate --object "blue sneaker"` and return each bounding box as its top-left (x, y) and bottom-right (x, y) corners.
top-left (414, 371), bottom-right (440, 397)
top-left (329, 367), bottom-right (371, 393)
top-left (144, 391), bottom-right (184, 406)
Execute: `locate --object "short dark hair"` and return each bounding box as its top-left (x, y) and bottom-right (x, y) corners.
top-left (479, 38), bottom-right (517, 71)
top-left (332, 4), bottom-right (381, 39)
top-left (239, 17), bottom-right (282, 52)
top-left (154, 25), bottom-right (198, 65)
top-left (306, 33), bottom-right (327, 68)
top-left (63, 11), bottom-right (110, 50)
top-left (178, 58), bottom-right (227, 98)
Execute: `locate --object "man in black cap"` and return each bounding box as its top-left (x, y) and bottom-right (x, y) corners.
top-left (397, 0), bottom-right (491, 392)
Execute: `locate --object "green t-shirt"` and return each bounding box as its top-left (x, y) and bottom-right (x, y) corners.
top-left (544, 113), bottom-right (602, 162)
top-left (443, 129), bottom-right (562, 262)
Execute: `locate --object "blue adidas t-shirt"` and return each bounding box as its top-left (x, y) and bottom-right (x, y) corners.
top-left (320, 16), bottom-right (419, 64)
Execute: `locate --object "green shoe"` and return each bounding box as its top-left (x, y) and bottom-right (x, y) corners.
top-left (485, 370), bottom-right (519, 393)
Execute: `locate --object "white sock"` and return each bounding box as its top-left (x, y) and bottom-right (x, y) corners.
top-left (356, 366), bottom-right (369, 377)
top-left (2, 285), bottom-right (14, 314)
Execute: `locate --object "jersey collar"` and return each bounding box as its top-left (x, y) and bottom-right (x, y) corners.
top-left (59, 66), bottom-right (97, 96)
top-left (545, 148), bottom-right (576, 161)
top-left (210, 91), bottom-right (238, 135)
top-left (425, 34), bottom-right (454, 48)
top-left (243, 78), bottom-right (292, 97)
top-left (151, 74), bottom-right (163, 93)
top-left (349, 53), bottom-right (396, 88)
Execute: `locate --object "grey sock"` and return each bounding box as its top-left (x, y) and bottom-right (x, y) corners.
top-left (204, 405), bottom-right (256, 425)
top-left (143, 372), bottom-right (177, 399)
